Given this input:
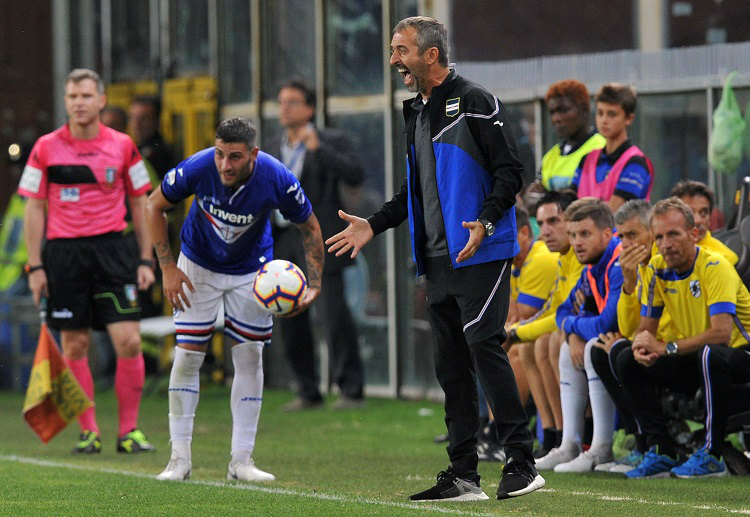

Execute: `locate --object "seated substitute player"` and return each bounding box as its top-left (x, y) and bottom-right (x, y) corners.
top-left (506, 190), bottom-right (582, 457)
top-left (536, 199), bottom-right (622, 472)
top-left (506, 206), bottom-right (558, 445)
top-left (671, 180), bottom-right (738, 266)
top-left (591, 200), bottom-right (681, 473)
top-left (145, 117), bottom-right (324, 482)
top-left (617, 197), bottom-right (750, 478)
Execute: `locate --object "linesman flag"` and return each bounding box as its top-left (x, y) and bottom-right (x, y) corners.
top-left (22, 323), bottom-right (93, 443)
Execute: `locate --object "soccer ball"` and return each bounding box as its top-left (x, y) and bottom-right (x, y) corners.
top-left (252, 260), bottom-right (308, 315)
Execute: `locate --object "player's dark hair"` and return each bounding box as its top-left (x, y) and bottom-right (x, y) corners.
top-left (670, 180), bottom-right (714, 212)
top-left (564, 197), bottom-right (614, 230)
top-left (535, 189), bottom-right (578, 216)
top-left (215, 118), bottom-right (257, 148)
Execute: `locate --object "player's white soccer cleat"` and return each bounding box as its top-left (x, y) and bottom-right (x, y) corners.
top-left (227, 459), bottom-right (276, 482)
top-left (157, 453), bottom-right (192, 481)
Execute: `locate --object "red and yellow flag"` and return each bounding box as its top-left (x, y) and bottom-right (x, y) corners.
top-left (22, 323), bottom-right (93, 443)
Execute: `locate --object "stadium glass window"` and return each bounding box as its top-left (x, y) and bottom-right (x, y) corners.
top-left (504, 102), bottom-right (537, 186)
top-left (328, 112), bottom-right (389, 389)
top-left (68, 0), bottom-right (102, 71)
top-left (260, 0), bottom-right (316, 100)
top-left (111, 0), bottom-right (152, 81)
top-left (170, 0), bottom-right (209, 76)
top-left (631, 91), bottom-right (709, 202)
top-left (218, 0), bottom-right (253, 104)
top-left (325, 0), bottom-right (383, 96)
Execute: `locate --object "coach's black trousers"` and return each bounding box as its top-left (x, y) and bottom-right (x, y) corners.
top-left (424, 256), bottom-right (534, 479)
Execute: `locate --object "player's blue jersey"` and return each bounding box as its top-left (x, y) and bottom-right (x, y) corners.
top-left (161, 148), bottom-right (312, 275)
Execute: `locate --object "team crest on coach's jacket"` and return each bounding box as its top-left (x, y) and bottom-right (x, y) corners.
top-left (445, 97), bottom-right (460, 117)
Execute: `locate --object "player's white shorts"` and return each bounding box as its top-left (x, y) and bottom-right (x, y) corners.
top-left (173, 253), bottom-right (273, 347)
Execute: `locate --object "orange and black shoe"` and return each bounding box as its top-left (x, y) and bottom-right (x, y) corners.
top-left (117, 429), bottom-right (156, 453)
top-left (72, 431), bottom-right (102, 454)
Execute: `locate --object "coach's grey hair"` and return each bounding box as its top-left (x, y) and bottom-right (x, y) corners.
top-left (614, 199), bottom-right (651, 228)
top-left (393, 16), bottom-right (449, 67)
top-left (66, 68), bottom-right (105, 94)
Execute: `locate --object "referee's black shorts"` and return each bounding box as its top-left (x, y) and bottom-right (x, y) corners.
top-left (44, 232), bottom-right (141, 330)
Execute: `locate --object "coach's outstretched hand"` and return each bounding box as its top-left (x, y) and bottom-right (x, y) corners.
top-left (325, 210), bottom-right (374, 260)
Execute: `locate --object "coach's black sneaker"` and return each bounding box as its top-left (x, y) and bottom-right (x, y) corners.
top-left (496, 456), bottom-right (545, 500)
top-left (73, 431), bottom-right (102, 454)
top-left (117, 429), bottom-right (156, 453)
top-left (409, 467), bottom-right (489, 501)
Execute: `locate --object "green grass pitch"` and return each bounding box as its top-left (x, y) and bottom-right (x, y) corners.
top-left (0, 385), bottom-right (748, 517)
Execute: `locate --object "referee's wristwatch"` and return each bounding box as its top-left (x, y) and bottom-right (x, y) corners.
top-left (478, 218), bottom-right (495, 237)
top-left (665, 341), bottom-right (679, 356)
top-left (138, 258), bottom-right (156, 269)
top-left (24, 263), bottom-right (44, 275)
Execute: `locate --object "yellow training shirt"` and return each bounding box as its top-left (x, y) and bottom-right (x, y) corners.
top-left (699, 230), bottom-right (738, 266)
top-left (640, 247), bottom-right (750, 348)
top-left (511, 240), bottom-right (559, 311)
top-left (514, 245), bottom-right (584, 342)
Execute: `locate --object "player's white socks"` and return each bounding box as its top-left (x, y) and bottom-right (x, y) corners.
top-left (584, 338), bottom-right (615, 450)
top-left (230, 342), bottom-right (264, 464)
top-left (559, 341), bottom-right (587, 447)
top-left (168, 347), bottom-right (205, 458)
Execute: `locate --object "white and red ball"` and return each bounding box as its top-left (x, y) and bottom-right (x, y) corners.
top-left (252, 259), bottom-right (308, 315)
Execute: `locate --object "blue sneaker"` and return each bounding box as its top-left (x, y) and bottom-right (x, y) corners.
top-left (625, 447), bottom-right (678, 479)
top-left (671, 448), bottom-right (728, 479)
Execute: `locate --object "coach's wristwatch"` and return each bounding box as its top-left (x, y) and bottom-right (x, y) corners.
top-left (478, 218), bottom-right (495, 237)
top-left (665, 341), bottom-right (679, 356)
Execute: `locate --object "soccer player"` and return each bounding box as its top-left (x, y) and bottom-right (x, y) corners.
top-left (506, 190), bottom-right (581, 457)
top-left (618, 197), bottom-right (750, 478)
top-left (19, 68), bottom-right (156, 454)
top-left (536, 199), bottom-right (622, 472)
top-left (145, 117), bottom-right (324, 482)
top-left (671, 180), bottom-right (738, 265)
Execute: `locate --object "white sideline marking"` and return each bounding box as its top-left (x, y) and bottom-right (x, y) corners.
top-left (0, 455), bottom-right (498, 517)
top-left (538, 488), bottom-right (750, 515)
top-left (1, 455), bottom-right (748, 515)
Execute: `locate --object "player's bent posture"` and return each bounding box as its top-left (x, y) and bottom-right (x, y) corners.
top-left (145, 118), bottom-right (323, 481)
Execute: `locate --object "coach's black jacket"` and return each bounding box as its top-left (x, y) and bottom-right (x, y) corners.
top-left (368, 69), bottom-right (524, 275)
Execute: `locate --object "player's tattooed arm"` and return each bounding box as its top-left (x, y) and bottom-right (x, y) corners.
top-left (154, 239), bottom-right (175, 266)
top-left (296, 212), bottom-right (324, 290)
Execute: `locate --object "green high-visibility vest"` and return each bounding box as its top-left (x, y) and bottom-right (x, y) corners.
top-left (541, 133), bottom-right (606, 191)
top-left (0, 194), bottom-right (28, 291)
